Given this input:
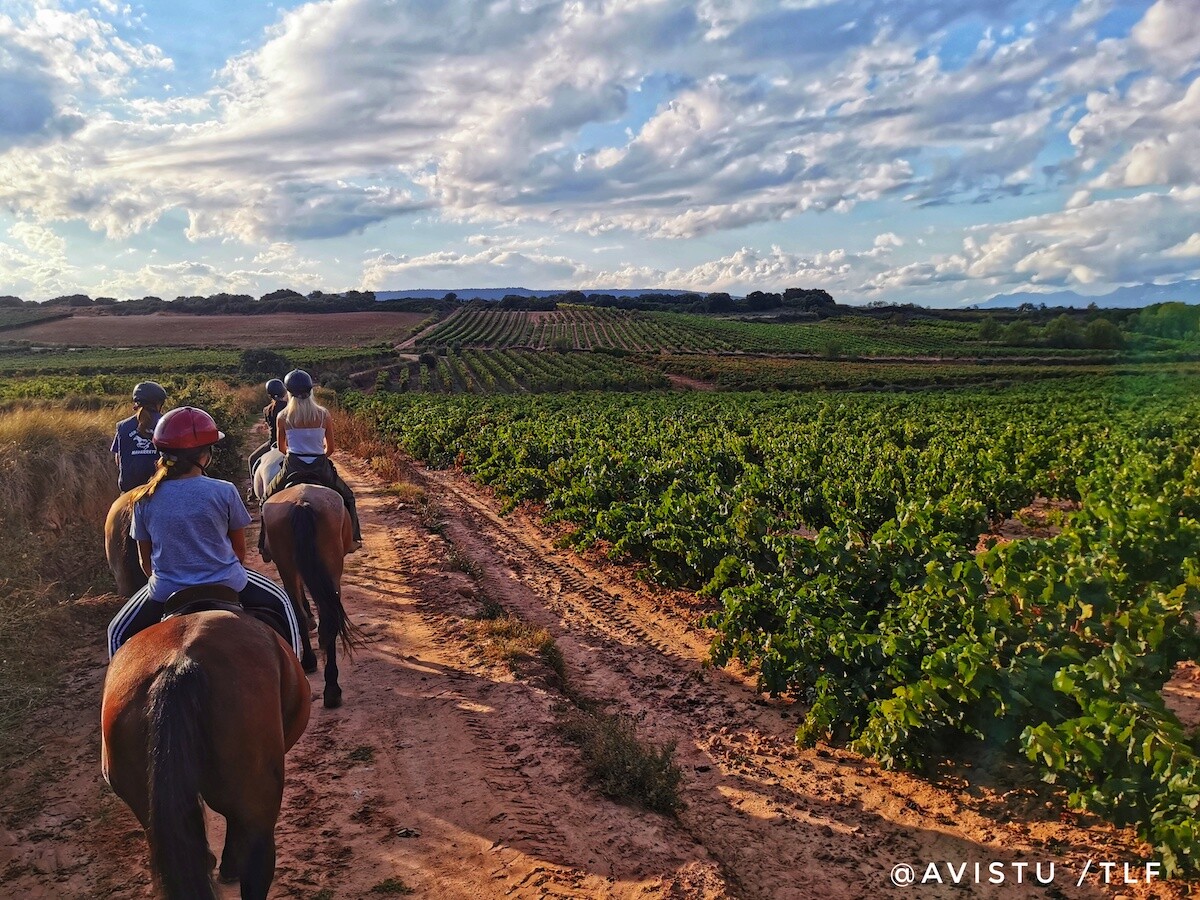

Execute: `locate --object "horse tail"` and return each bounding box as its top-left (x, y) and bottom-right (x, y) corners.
top-left (290, 501), bottom-right (357, 655)
top-left (147, 657), bottom-right (214, 899)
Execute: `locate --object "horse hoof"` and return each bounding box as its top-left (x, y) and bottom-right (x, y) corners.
top-left (218, 868), bottom-right (239, 885)
top-left (301, 653), bottom-right (318, 674)
top-left (323, 691), bottom-right (343, 709)
top-left (307, 616), bottom-right (317, 632)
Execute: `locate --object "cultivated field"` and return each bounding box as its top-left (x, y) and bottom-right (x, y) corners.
top-left (1, 305), bottom-right (1197, 899)
top-left (2, 308), bottom-right (428, 347)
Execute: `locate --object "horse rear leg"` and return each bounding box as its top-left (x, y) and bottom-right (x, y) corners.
top-left (282, 574), bottom-right (317, 674)
top-left (218, 818), bottom-right (243, 883)
top-left (217, 817), bottom-right (275, 900)
top-left (322, 637), bottom-right (341, 708)
top-left (240, 828), bottom-right (276, 900)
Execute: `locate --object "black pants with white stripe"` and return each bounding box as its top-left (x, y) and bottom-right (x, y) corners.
top-left (107, 568), bottom-right (302, 659)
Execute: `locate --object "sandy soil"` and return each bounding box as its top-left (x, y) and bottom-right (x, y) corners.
top-left (3, 310), bottom-right (427, 348)
top-left (0, 455), bottom-right (1191, 899)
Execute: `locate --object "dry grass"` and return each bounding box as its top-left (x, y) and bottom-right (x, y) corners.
top-left (0, 406), bottom-right (124, 757)
top-left (474, 613), bottom-right (559, 673)
top-left (558, 708), bottom-right (684, 815)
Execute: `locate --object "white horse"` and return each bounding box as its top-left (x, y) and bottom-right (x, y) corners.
top-left (252, 447), bottom-right (285, 501)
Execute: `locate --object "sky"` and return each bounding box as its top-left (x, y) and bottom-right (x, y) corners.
top-left (0, 0), bottom-right (1198, 306)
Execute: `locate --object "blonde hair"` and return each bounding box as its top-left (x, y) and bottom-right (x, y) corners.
top-left (280, 393), bottom-right (328, 430)
top-left (126, 454), bottom-right (197, 504)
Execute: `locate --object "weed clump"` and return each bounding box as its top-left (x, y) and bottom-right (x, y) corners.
top-left (559, 709), bottom-right (684, 815)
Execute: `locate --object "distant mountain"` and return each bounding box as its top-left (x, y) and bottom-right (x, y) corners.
top-left (374, 287), bottom-right (693, 301)
top-left (979, 280), bottom-right (1200, 309)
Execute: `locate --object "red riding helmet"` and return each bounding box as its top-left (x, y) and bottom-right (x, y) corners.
top-left (152, 406), bottom-right (225, 450)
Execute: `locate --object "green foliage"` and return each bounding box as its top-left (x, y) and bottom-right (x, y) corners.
top-left (344, 374), bottom-right (1200, 871)
top-left (239, 348), bottom-right (291, 375)
top-left (1132, 302), bottom-right (1200, 341)
top-left (1085, 318), bottom-right (1126, 350)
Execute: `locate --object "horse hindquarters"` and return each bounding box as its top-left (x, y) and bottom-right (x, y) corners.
top-left (102, 615), bottom-right (308, 900)
top-left (290, 501), bottom-right (347, 707)
top-left (265, 485), bottom-right (355, 707)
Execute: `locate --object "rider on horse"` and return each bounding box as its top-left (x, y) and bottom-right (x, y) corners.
top-left (111, 381), bottom-right (168, 492)
top-left (259, 369), bottom-right (363, 553)
top-left (106, 406), bottom-right (302, 659)
top-left (246, 377), bottom-right (288, 491)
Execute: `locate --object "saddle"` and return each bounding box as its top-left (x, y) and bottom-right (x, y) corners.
top-left (161, 584), bottom-right (291, 647)
top-left (277, 455), bottom-right (335, 493)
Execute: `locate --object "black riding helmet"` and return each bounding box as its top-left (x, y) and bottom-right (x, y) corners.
top-left (132, 381), bottom-right (167, 406)
top-left (266, 378), bottom-right (286, 399)
top-left (284, 369), bottom-right (313, 397)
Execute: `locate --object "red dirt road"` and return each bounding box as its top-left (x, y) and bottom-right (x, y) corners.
top-left (0, 456), bottom-right (1188, 898)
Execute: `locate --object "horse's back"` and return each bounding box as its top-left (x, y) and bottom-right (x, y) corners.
top-left (263, 483), bottom-right (352, 555)
top-left (102, 613), bottom-right (311, 796)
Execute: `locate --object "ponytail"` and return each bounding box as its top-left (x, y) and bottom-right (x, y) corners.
top-left (135, 405), bottom-right (159, 433)
top-left (127, 450), bottom-right (204, 504)
top-left (127, 459), bottom-right (173, 504)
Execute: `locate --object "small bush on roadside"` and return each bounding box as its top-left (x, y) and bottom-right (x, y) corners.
top-left (559, 709), bottom-right (683, 815)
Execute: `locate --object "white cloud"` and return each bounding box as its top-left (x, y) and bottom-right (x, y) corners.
top-left (91, 258), bottom-right (324, 300)
top-left (867, 187), bottom-right (1200, 295)
top-left (0, 0), bottom-right (1168, 245)
top-left (1131, 0), bottom-right (1200, 75)
top-left (9, 221), bottom-right (66, 257)
top-left (361, 247), bottom-right (590, 291)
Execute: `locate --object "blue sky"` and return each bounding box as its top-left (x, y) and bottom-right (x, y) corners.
top-left (0, 0), bottom-right (1198, 305)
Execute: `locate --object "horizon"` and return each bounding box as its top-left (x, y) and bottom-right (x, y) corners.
top-left (1, 1), bottom-right (1198, 307)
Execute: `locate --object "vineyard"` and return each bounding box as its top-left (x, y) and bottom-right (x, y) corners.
top-left (344, 375), bottom-right (1200, 873)
top-left (384, 348), bottom-right (667, 394)
top-left (650, 353), bottom-right (1200, 391)
top-left (4, 301), bottom-right (1200, 894)
top-left (416, 306), bottom-right (732, 352)
top-left (413, 306), bottom-right (1173, 359)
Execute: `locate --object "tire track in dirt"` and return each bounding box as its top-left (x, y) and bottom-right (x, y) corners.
top-left (406, 462), bottom-right (1183, 900)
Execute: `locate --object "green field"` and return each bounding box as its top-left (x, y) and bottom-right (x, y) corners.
top-left (345, 374), bottom-right (1200, 872)
top-left (0, 343), bottom-right (391, 376)
top-left (0, 307), bottom-right (71, 331)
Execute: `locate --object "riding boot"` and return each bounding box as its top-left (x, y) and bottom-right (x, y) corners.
top-left (332, 475), bottom-right (362, 544)
top-left (257, 515), bottom-right (272, 563)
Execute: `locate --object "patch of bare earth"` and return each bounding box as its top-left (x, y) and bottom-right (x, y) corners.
top-left (664, 374), bottom-right (717, 392)
top-left (0, 463), bottom-right (1192, 898)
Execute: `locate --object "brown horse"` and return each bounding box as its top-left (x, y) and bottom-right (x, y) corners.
top-left (262, 483), bottom-right (357, 708)
top-left (104, 490), bottom-right (147, 598)
top-left (101, 610), bottom-right (310, 899)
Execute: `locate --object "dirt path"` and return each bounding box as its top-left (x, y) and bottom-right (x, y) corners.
top-left (0, 456), bottom-right (1188, 898)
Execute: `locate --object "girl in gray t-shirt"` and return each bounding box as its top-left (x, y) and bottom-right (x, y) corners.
top-left (106, 406), bottom-right (301, 659)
